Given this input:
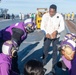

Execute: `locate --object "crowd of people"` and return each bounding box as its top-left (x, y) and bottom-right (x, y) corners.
top-left (19, 13), bottom-right (36, 21)
top-left (0, 4), bottom-right (76, 75)
top-left (65, 12), bottom-right (75, 20)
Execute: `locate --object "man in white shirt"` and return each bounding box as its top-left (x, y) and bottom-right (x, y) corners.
top-left (41, 4), bottom-right (65, 66)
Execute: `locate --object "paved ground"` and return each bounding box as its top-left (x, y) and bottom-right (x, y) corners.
top-left (73, 18), bottom-right (76, 24)
top-left (0, 19), bottom-right (75, 75)
top-left (65, 20), bottom-right (76, 34)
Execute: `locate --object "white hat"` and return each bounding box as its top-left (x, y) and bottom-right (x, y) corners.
top-left (61, 39), bottom-right (76, 51)
top-left (24, 18), bottom-right (32, 24)
top-left (2, 41), bottom-right (13, 55)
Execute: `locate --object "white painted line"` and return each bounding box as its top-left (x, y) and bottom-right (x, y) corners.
top-left (0, 19), bottom-right (11, 22)
top-left (44, 59), bottom-right (53, 74)
top-left (23, 41), bottom-right (39, 44)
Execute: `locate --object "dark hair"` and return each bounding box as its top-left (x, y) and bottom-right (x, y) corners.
top-left (24, 60), bottom-right (44, 75)
top-left (49, 4), bottom-right (57, 11)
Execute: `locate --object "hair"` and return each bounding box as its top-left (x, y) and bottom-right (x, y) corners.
top-left (49, 4), bottom-right (57, 11)
top-left (24, 60), bottom-right (44, 75)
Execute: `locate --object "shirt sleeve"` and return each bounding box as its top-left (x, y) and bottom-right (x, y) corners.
top-left (57, 15), bottom-right (65, 33)
top-left (1, 63), bottom-right (10, 75)
top-left (41, 15), bottom-right (47, 35)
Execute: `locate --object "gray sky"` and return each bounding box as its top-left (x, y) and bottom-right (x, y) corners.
top-left (0, 0), bottom-right (76, 14)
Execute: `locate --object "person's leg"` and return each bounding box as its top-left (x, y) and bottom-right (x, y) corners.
top-left (0, 40), bottom-right (4, 53)
top-left (11, 52), bottom-right (20, 74)
top-left (0, 31), bottom-right (5, 53)
top-left (43, 38), bottom-right (51, 66)
top-left (11, 28), bottom-right (24, 74)
top-left (52, 38), bottom-right (59, 66)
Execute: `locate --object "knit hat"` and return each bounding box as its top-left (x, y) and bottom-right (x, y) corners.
top-left (2, 41), bottom-right (14, 56)
top-left (61, 39), bottom-right (76, 51)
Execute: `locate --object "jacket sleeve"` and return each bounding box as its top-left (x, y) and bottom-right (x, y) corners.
top-left (1, 63), bottom-right (10, 75)
top-left (57, 16), bottom-right (65, 33)
top-left (21, 33), bottom-right (27, 42)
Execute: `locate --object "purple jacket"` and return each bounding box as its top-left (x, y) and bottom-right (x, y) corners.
top-left (62, 55), bottom-right (76, 75)
top-left (0, 22), bottom-right (27, 42)
top-left (0, 53), bottom-right (19, 75)
top-left (0, 53), bottom-right (12, 75)
top-left (61, 39), bottom-right (76, 75)
top-left (70, 54), bottom-right (76, 75)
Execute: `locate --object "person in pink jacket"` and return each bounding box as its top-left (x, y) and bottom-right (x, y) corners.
top-left (58, 39), bottom-right (76, 75)
top-left (0, 40), bottom-right (19, 75)
top-left (0, 18), bottom-right (36, 74)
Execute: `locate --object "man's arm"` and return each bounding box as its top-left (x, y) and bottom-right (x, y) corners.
top-left (57, 16), bottom-right (65, 33)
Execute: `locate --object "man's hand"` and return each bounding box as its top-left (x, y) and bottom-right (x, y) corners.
top-left (46, 33), bottom-right (50, 38)
top-left (50, 31), bottom-right (58, 39)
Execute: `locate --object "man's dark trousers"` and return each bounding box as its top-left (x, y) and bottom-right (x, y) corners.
top-left (43, 37), bottom-right (59, 66)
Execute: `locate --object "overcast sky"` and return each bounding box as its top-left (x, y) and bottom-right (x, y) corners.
top-left (0, 0), bottom-right (76, 14)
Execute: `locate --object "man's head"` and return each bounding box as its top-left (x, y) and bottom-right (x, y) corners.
top-left (60, 40), bottom-right (76, 60)
top-left (24, 60), bottom-right (44, 75)
top-left (49, 4), bottom-right (57, 17)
